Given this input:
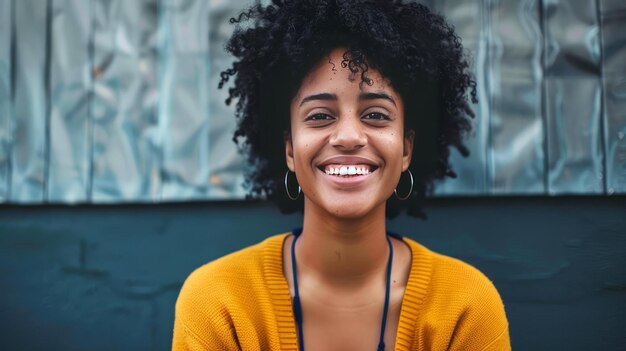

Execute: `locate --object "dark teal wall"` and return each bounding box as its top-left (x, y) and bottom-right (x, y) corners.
top-left (1, 197), bottom-right (625, 350)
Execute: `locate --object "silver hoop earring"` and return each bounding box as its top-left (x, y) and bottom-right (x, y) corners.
top-left (394, 169), bottom-right (414, 200)
top-left (284, 170), bottom-right (301, 200)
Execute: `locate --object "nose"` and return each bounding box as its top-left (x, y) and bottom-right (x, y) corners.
top-left (329, 114), bottom-right (367, 150)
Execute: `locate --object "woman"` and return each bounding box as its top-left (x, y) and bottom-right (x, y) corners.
top-left (173, 1), bottom-right (510, 350)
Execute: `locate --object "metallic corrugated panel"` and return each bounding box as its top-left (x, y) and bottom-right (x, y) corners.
top-left (601, 0), bottom-right (626, 194)
top-left (11, 0), bottom-right (50, 202)
top-left (204, 0), bottom-right (246, 199)
top-left (159, 0), bottom-right (245, 201)
top-left (0, 0), bottom-right (625, 203)
top-left (487, 0), bottom-right (545, 194)
top-left (544, 0), bottom-right (604, 194)
top-left (91, 0), bottom-right (161, 202)
top-left (158, 0), bottom-right (212, 200)
top-left (48, 0), bottom-right (92, 202)
top-left (0, 0), bottom-right (12, 200)
top-left (432, 1), bottom-right (491, 195)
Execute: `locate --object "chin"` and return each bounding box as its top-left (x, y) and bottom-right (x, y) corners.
top-left (319, 197), bottom-right (381, 220)
top-left (303, 187), bottom-right (390, 220)
top-left (328, 207), bottom-right (370, 219)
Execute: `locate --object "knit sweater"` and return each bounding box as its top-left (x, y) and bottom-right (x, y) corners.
top-left (172, 232), bottom-right (510, 350)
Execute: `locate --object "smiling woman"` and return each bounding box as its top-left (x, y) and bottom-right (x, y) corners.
top-left (286, 48), bottom-right (412, 220)
top-left (172, 1), bottom-right (510, 350)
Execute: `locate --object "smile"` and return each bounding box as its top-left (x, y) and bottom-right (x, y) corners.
top-left (316, 164), bottom-right (379, 190)
top-left (322, 164), bottom-right (376, 176)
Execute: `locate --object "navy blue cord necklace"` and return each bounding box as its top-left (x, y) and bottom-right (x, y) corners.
top-left (290, 231), bottom-right (394, 351)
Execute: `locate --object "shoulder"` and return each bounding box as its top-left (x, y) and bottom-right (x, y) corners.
top-left (185, 235), bottom-right (272, 284)
top-left (177, 232), bottom-right (288, 301)
top-left (403, 238), bottom-right (511, 350)
top-left (403, 237), bottom-right (505, 306)
top-left (174, 233), bottom-right (288, 332)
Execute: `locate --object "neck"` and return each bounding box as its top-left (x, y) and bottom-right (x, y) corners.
top-left (296, 198), bottom-right (389, 288)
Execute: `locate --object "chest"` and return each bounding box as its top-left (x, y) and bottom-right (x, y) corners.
top-left (299, 283), bottom-right (406, 351)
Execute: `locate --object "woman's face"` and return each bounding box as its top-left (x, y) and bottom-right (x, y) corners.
top-left (286, 48), bottom-right (414, 219)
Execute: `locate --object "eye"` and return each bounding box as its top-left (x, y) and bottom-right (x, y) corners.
top-left (362, 112), bottom-right (391, 121)
top-left (305, 113), bottom-right (334, 122)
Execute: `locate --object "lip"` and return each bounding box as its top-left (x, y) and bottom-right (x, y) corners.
top-left (317, 156), bottom-right (379, 168)
top-left (316, 155), bottom-right (380, 189)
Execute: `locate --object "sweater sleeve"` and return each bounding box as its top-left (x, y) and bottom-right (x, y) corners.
top-left (445, 260), bottom-right (511, 351)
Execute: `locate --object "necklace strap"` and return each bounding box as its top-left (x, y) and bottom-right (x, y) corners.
top-left (378, 234), bottom-right (393, 351)
top-left (291, 231), bottom-right (394, 351)
top-left (291, 231), bottom-right (305, 350)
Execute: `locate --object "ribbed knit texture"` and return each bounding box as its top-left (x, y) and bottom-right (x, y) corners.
top-left (173, 233), bottom-right (510, 350)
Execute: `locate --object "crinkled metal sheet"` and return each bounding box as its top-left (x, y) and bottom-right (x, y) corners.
top-left (486, 0), bottom-right (545, 194)
top-left (0, 0), bottom-right (11, 200)
top-left (432, 0), bottom-right (547, 195)
top-left (158, 0), bottom-right (212, 200)
top-left (11, 0), bottom-right (50, 202)
top-left (88, 0), bottom-right (248, 203)
top-left (159, 0), bottom-right (246, 201)
top-left (91, 0), bottom-right (161, 202)
top-left (1, 0), bottom-right (626, 203)
top-left (543, 0), bottom-right (604, 194)
top-left (601, 0), bottom-right (626, 194)
top-left (48, 0), bottom-right (92, 202)
top-left (431, 0), bottom-right (491, 195)
top-left (205, 0), bottom-right (248, 199)
top-left (436, 0), bottom-right (614, 195)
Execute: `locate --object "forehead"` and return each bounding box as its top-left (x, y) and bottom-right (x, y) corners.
top-left (293, 48), bottom-right (398, 100)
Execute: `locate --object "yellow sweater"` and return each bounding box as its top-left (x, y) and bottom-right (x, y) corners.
top-left (173, 233), bottom-right (510, 350)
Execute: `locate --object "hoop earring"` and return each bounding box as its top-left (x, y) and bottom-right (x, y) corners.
top-left (394, 169), bottom-right (414, 200)
top-left (284, 170), bottom-right (301, 200)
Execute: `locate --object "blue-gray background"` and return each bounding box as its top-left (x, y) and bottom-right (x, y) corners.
top-left (1, 0), bottom-right (625, 350)
top-left (1, 199), bottom-right (625, 350)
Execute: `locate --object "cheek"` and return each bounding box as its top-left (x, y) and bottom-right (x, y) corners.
top-left (381, 133), bottom-right (406, 182)
top-left (295, 139), bottom-right (311, 152)
top-left (292, 135), bottom-right (317, 166)
top-left (376, 131), bottom-right (404, 154)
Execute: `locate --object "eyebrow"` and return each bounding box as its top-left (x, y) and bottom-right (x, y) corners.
top-left (299, 93), bottom-right (337, 107)
top-left (298, 92), bottom-right (396, 107)
top-left (359, 92), bottom-right (396, 106)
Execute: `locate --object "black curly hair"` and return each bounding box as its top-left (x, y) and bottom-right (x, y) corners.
top-left (219, 0), bottom-right (477, 219)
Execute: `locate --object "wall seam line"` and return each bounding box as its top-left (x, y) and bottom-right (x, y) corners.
top-left (43, 0), bottom-right (54, 202)
top-left (87, 0), bottom-right (95, 202)
top-left (484, 0), bottom-right (494, 195)
top-left (595, 0), bottom-right (608, 195)
top-left (539, 0), bottom-right (550, 195)
top-left (7, 0), bottom-right (16, 201)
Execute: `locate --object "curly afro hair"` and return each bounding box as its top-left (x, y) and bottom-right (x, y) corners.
top-left (219, 0), bottom-right (477, 219)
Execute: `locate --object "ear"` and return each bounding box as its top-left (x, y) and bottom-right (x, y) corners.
top-left (284, 131), bottom-right (295, 172)
top-left (402, 129), bottom-right (415, 172)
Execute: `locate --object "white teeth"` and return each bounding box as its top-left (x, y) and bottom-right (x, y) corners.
top-left (323, 164), bottom-right (374, 176)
